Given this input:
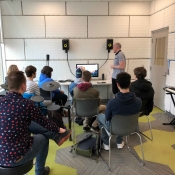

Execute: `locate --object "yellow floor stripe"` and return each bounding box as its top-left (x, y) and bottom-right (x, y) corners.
top-left (134, 129), bottom-right (175, 173)
top-left (28, 123), bottom-right (83, 175)
top-left (139, 107), bottom-right (163, 123)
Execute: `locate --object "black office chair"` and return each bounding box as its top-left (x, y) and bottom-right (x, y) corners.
top-left (40, 88), bottom-right (63, 106)
top-left (0, 159), bottom-right (33, 175)
top-left (101, 112), bottom-right (144, 170)
top-left (0, 84), bottom-right (9, 94)
top-left (39, 88), bottom-right (53, 107)
top-left (72, 99), bottom-right (100, 142)
top-left (139, 99), bottom-right (153, 141)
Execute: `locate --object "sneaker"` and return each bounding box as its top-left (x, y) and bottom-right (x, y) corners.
top-left (117, 141), bottom-right (125, 149)
top-left (42, 166), bottom-right (50, 175)
top-left (54, 130), bottom-right (71, 146)
top-left (83, 126), bottom-right (90, 131)
top-left (102, 143), bottom-right (109, 151)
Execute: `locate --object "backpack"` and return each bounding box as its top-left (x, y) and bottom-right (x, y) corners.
top-left (70, 133), bottom-right (101, 162)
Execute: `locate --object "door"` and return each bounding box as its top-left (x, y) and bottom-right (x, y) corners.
top-left (151, 28), bottom-right (168, 110)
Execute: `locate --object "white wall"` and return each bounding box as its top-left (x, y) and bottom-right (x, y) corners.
top-left (150, 0), bottom-right (175, 114)
top-left (1, 1), bottom-right (151, 99)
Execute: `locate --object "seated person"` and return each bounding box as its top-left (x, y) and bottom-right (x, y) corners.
top-left (0, 71), bottom-right (71, 175)
top-left (73, 71), bottom-right (106, 131)
top-left (69, 67), bottom-right (84, 97)
top-left (38, 66), bottom-right (68, 115)
top-left (25, 65), bottom-right (40, 96)
top-left (97, 72), bottom-right (142, 150)
top-left (24, 65), bottom-right (47, 115)
top-left (4, 64), bottom-right (19, 85)
top-left (129, 67), bottom-right (154, 115)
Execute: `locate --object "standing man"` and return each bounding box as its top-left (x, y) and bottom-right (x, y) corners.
top-left (110, 43), bottom-right (126, 94)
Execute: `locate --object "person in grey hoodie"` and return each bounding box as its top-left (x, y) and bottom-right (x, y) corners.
top-left (97, 72), bottom-right (142, 151)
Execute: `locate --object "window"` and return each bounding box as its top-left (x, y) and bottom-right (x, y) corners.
top-left (154, 37), bottom-right (166, 66)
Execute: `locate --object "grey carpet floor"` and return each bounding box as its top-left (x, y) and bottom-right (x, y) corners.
top-left (58, 112), bottom-right (175, 175)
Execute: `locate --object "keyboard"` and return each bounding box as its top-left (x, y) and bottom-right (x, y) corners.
top-left (97, 81), bottom-right (106, 84)
top-left (58, 80), bottom-right (74, 83)
top-left (58, 80), bottom-right (66, 83)
top-left (164, 87), bottom-right (175, 94)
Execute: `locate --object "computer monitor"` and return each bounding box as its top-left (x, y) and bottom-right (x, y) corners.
top-left (76, 64), bottom-right (99, 78)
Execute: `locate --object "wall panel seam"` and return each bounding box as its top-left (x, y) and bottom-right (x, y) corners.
top-left (3, 37), bottom-right (151, 39)
top-left (21, 1), bottom-right (23, 16)
top-left (24, 39), bottom-right (26, 60)
top-left (1, 15), bottom-right (150, 17)
top-left (150, 2), bottom-right (175, 16)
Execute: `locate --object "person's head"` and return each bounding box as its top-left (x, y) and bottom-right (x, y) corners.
top-left (116, 72), bottom-right (131, 90)
top-left (113, 43), bottom-right (121, 53)
top-left (76, 68), bottom-right (82, 78)
top-left (134, 67), bottom-right (147, 80)
top-left (41, 66), bottom-right (53, 78)
top-left (7, 65), bottom-right (19, 75)
top-left (25, 65), bottom-right (37, 78)
top-left (82, 71), bottom-right (91, 82)
top-left (7, 71), bottom-right (26, 93)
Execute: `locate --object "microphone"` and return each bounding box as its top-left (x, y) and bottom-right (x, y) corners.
top-left (46, 54), bottom-right (50, 61)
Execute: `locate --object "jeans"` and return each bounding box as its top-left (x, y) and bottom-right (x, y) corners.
top-left (97, 113), bottom-right (123, 145)
top-left (11, 122), bottom-right (59, 175)
top-left (52, 92), bottom-right (67, 106)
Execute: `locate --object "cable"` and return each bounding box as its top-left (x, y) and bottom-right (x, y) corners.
top-left (98, 52), bottom-right (109, 70)
top-left (66, 52), bottom-right (76, 77)
top-left (66, 51), bottom-right (109, 77)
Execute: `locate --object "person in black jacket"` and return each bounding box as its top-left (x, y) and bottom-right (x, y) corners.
top-left (129, 67), bottom-right (154, 115)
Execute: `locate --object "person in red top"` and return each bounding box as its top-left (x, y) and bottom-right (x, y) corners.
top-left (0, 71), bottom-right (71, 175)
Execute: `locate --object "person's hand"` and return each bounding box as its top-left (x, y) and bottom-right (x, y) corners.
top-left (110, 65), bottom-right (114, 69)
top-left (81, 66), bottom-right (85, 71)
top-left (59, 128), bottom-right (66, 133)
top-left (60, 90), bottom-right (64, 94)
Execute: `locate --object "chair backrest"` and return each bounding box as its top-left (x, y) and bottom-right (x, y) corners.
top-left (0, 159), bottom-right (33, 175)
top-left (139, 99), bottom-right (153, 116)
top-left (75, 99), bottom-right (99, 118)
top-left (40, 88), bottom-right (51, 100)
top-left (110, 112), bottom-right (141, 136)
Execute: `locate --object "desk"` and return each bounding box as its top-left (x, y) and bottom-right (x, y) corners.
top-left (58, 80), bottom-right (112, 100)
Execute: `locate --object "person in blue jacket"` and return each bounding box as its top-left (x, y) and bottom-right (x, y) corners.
top-left (38, 66), bottom-right (68, 113)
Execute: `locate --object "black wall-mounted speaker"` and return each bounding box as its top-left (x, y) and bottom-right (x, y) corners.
top-left (62, 39), bottom-right (69, 51)
top-left (107, 39), bottom-right (113, 52)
